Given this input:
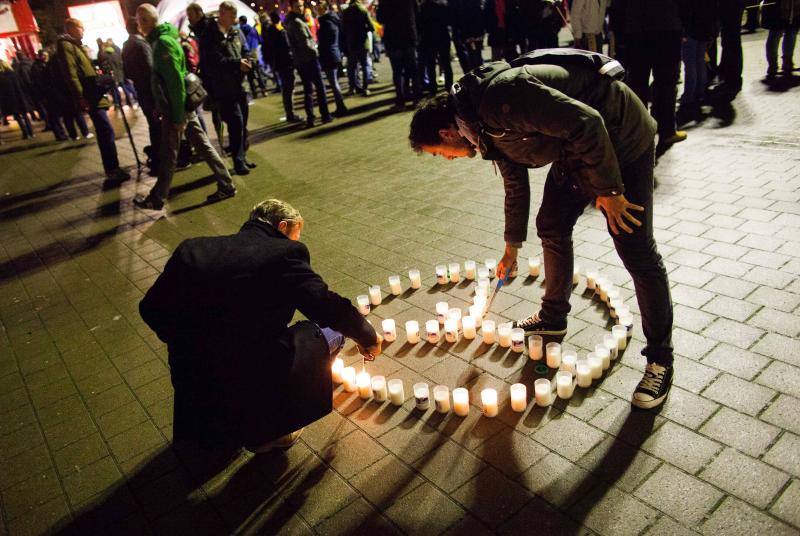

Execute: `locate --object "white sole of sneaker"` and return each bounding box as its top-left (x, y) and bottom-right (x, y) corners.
top-left (631, 393), bottom-right (668, 409)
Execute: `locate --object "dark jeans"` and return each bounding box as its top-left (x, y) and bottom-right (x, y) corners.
top-left (277, 67), bottom-right (296, 118)
top-left (141, 103), bottom-right (161, 170)
top-left (766, 26), bottom-right (799, 73)
top-left (323, 66), bottom-right (346, 110)
top-left (61, 103), bottom-right (89, 139)
top-left (13, 113), bottom-right (33, 138)
top-left (719, 0), bottom-right (745, 90)
top-left (87, 106), bottom-right (119, 173)
top-left (681, 38), bottom-right (709, 105)
top-left (626, 32), bottom-right (682, 137)
top-left (347, 48), bottom-right (369, 92)
top-left (536, 144), bottom-right (673, 366)
top-left (454, 38), bottom-right (484, 74)
top-left (318, 326), bottom-right (345, 357)
top-left (296, 60), bottom-right (331, 120)
top-left (421, 43), bottom-right (453, 96)
top-left (387, 46), bottom-right (419, 105)
top-left (218, 93), bottom-right (249, 169)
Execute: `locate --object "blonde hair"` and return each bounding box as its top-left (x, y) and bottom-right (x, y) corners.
top-left (0, 60), bottom-right (11, 72)
top-left (249, 199), bottom-right (303, 227)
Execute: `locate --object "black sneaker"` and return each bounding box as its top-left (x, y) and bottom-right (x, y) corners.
top-left (512, 312), bottom-right (567, 336)
top-left (632, 363), bottom-right (673, 409)
top-left (133, 195), bottom-right (164, 211)
top-left (206, 187), bottom-right (236, 203)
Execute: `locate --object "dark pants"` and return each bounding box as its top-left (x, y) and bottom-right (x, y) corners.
top-left (13, 113), bottom-right (33, 138)
top-left (45, 102), bottom-right (67, 140)
top-left (387, 46), bottom-right (419, 105)
top-left (61, 102), bottom-right (89, 139)
top-left (87, 106), bottom-right (119, 173)
top-left (626, 32), bottom-right (682, 137)
top-left (323, 66), bottom-right (346, 110)
top-left (141, 103), bottom-right (161, 170)
top-left (681, 38), bottom-right (709, 105)
top-left (218, 93), bottom-right (249, 169)
top-left (536, 144), bottom-right (673, 366)
top-left (277, 67), bottom-right (296, 118)
top-left (718, 0), bottom-right (745, 90)
top-left (296, 60), bottom-right (331, 121)
top-left (766, 26), bottom-right (799, 73)
top-left (454, 38), bottom-right (484, 75)
top-left (422, 43), bottom-right (453, 96)
top-left (347, 47), bottom-right (369, 92)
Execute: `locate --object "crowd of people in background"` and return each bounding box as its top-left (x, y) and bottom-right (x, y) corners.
top-left (0, 0), bottom-right (797, 193)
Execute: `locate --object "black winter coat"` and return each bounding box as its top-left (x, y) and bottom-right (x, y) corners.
top-left (263, 25), bottom-right (294, 71)
top-left (377, 0), bottom-right (419, 49)
top-left (680, 0), bottom-right (718, 40)
top-left (318, 12), bottom-right (344, 69)
top-left (0, 70), bottom-right (29, 115)
top-left (206, 25), bottom-right (249, 98)
top-left (420, 0), bottom-right (452, 48)
top-left (450, 0), bottom-right (485, 40)
top-left (139, 221), bottom-right (376, 449)
top-left (342, 2), bottom-right (374, 51)
top-left (612, 0), bottom-right (684, 36)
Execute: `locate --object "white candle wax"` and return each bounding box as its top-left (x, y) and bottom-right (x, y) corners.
top-left (405, 320), bottom-right (420, 344)
top-left (331, 357), bottom-right (344, 383)
top-left (561, 351), bottom-right (577, 373)
top-left (573, 265), bottom-right (581, 285)
top-left (477, 277), bottom-right (490, 292)
top-left (534, 379), bottom-right (553, 407)
top-left (604, 334), bottom-right (619, 360)
top-left (511, 328), bottom-right (525, 353)
top-left (388, 275), bottom-right (402, 296)
top-left (464, 260), bottom-right (476, 280)
top-left (481, 388), bottom-right (498, 417)
top-left (342, 367), bottom-right (357, 392)
top-left (595, 344), bottom-right (611, 370)
top-left (620, 314), bottom-right (634, 338)
top-left (586, 269), bottom-right (598, 290)
top-left (408, 269), bottom-right (422, 289)
top-left (426, 320), bottom-right (440, 344)
top-left (587, 353), bottom-right (603, 379)
top-left (609, 297), bottom-right (623, 319)
top-left (448, 263), bottom-right (461, 283)
top-left (388, 379), bottom-right (405, 405)
top-left (382, 318), bottom-right (397, 342)
top-left (468, 305), bottom-right (483, 327)
top-left (612, 325), bottom-right (627, 350)
top-left (607, 288), bottom-right (620, 306)
top-left (372, 375), bottom-right (388, 402)
top-left (528, 256), bottom-right (541, 277)
top-left (615, 304), bottom-right (631, 321)
top-left (369, 285), bottom-right (382, 306)
top-left (453, 387), bottom-right (470, 416)
top-left (413, 382), bottom-right (430, 410)
top-left (498, 324), bottom-right (512, 348)
top-left (357, 370), bottom-right (373, 399)
top-left (556, 371), bottom-right (575, 399)
top-left (485, 259), bottom-right (497, 278)
top-left (433, 385), bottom-right (450, 413)
top-left (576, 360), bottom-right (592, 388)
top-left (447, 308), bottom-right (462, 330)
top-left (474, 286), bottom-right (488, 301)
top-left (356, 295), bottom-right (370, 316)
top-left (436, 301), bottom-right (449, 324)
top-left (462, 316), bottom-right (477, 339)
top-left (472, 294), bottom-right (487, 310)
top-left (435, 264), bottom-right (448, 285)
top-left (528, 335), bottom-right (543, 360)
top-left (477, 267), bottom-right (490, 281)
top-left (546, 342), bottom-right (562, 368)
top-left (510, 383), bottom-right (527, 412)
top-left (482, 320), bottom-right (496, 344)
top-left (444, 318), bottom-right (459, 343)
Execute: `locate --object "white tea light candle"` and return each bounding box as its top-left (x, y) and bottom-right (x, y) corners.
top-left (485, 259), bottom-right (497, 278)
top-left (435, 265), bottom-right (448, 285)
top-left (447, 307), bottom-right (462, 330)
top-left (405, 320), bottom-right (420, 344)
top-left (389, 275), bottom-right (402, 296)
top-left (528, 257), bottom-right (541, 277)
top-left (556, 371), bottom-right (575, 399)
top-left (448, 263), bottom-right (461, 283)
top-left (436, 301), bottom-right (449, 324)
top-left (534, 379), bottom-right (553, 407)
top-left (388, 379), bottom-right (405, 405)
top-left (482, 320), bottom-right (496, 344)
top-left (498, 324), bottom-right (512, 348)
top-left (444, 318), bottom-right (459, 343)
top-left (372, 376), bottom-right (388, 402)
top-left (426, 320), bottom-right (440, 344)
top-left (561, 350), bottom-right (577, 373)
top-left (433, 385), bottom-right (451, 413)
top-left (413, 382), bottom-right (430, 410)
top-left (604, 334), bottom-right (619, 360)
top-left (477, 267), bottom-right (490, 281)
top-left (528, 335), bottom-right (543, 360)
top-left (408, 269), bottom-right (422, 289)
top-left (511, 328), bottom-right (525, 353)
top-left (481, 388), bottom-right (498, 417)
top-left (382, 318), bottom-right (397, 342)
top-left (463, 316), bottom-right (477, 339)
top-left (546, 342), bottom-right (562, 368)
top-left (573, 265), bottom-right (581, 285)
top-left (468, 305), bottom-right (483, 327)
top-left (356, 295), bottom-right (370, 316)
top-left (342, 367), bottom-right (357, 392)
top-left (453, 388), bottom-right (470, 416)
top-left (510, 383), bottom-right (527, 412)
top-left (586, 269), bottom-right (598, 290)
top-left (612, 325), bottom-right (627, 350)
top-left (331, 357), bottom-right (344, 384)
top-left (576, 360), bottom-right (592, 388)
top-left (464, 260), bottom-right (476, 279)
top-left (595, 344), bottom-right (611, 370)
top-left (369, 285), bottom-right (382, 306)
top-left (357, 370), bottom-right (373, 399)
top-left (587, 353), bottom-right (603, 379)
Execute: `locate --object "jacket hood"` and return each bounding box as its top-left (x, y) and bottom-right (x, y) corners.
top-left (150, 22), bottom-right (180, 42)
top-left (58, 33), bottom-right (82, 46)
top-left (452, 60), bottom-right (511, 124)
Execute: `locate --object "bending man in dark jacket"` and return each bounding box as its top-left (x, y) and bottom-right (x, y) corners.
top-left (140, 199), bottom-right (382, 452)
top-left (408, 51), bottom-right (674, 409)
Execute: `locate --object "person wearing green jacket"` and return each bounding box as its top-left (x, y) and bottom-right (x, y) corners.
top-left (133, 4), bottom-right (235, 211)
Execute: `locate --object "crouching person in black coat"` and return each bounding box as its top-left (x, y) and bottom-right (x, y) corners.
top-left (140, 199), bottom-right (382, 453)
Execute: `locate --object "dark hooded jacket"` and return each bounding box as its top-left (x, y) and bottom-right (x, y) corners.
top-left (0, 68), bottom-right (28, 115)
top-left (342, 1), bottom-right (374, 52)
top-left (285, 11), bottom-right (319, 65)
top-left (420, 0), bottom-right (452, 48)
top-left (54, 33), bottom-right (110, 109)
top-left (679, 0), bottom-right (719, 40)
top-left (376, 0), bottom-right (419, 50)
top-left (317, 11), bottom-right (344, 69)
top-left (452, 58), bottom-right (656, 244)
top-left (263, 23), bottom-right (294, 71)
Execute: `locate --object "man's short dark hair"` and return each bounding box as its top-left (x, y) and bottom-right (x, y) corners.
top-left (269, 11), bottom-right (281, 24)
top-left (239, 15), bottom-right (247, 24)
top-left (408, 92), bottom-right (457, 153)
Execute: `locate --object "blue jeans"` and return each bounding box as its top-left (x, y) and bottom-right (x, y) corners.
top-left (387, 47), bottom-right (419, 105)
top-left (87, 107), bottom-right (119, 173)
top-left (347, 48), bottom-right (369, 92)
top-left (319, 327), bottom-right (345, 357)
top-left (766, 27), bottom-right (799, 73)
top-left (296, 60), bottom-right (330, 120)
top-left (681, 38), bottom-right (708, 105)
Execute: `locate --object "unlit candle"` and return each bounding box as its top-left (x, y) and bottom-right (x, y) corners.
top-left (433, 385), bottom-right (450, 413)
top-left (528, 257), bottom-right (541, 277)
top-left (534, 379), bottom-right (553, 407)
top-left (498, 324), bottom-right (512, 347)
top-left (586, 269), bottom-right (598, 290)
top-left (435, 264), bottom-right (448, 285)
top-left (546, 342), bottom-right (562, 368)
top-left (556, 371), bottom-right (575, 399)
top-left (528, 335), bottom-right (543, 360)
top-left (595, 344), bottom-right (611, 370)
top-left (408, 269), bottom-right (422, 289)
top-left (369, 285), bottom-right (382, 306)
top-left (449, 263), bottom-right (461, 283)
top-left (604, 334), bottom-right (619, 360)
top-left (485, 259), bottom-right (497, 278)
top-left (612, 325), bottom-right (627, 350)
top-left (468, 305), bottom-right (483, 327)
top-left (382, 318), bottom-right (397, 342)
top-left (388, 379), bottom-right (405, 405)
top-left (426, 319), bottom-right (440, 344)
top-left (372, 375), bottom-right (388, 402)
top-left (587, 353), bottom-right (603, 379)
top-left (444, 318), bottom-right (459, 343)
top-left (463, 316), bottom-right (477, 339)
top-left (447, 308), bottom-right (462, 330)
top-left (511, 328), bottom-right (525, 353)
top-left (413, 382), bottom-right (430, 410)
top-left (464, 260), bottom-right (476, 280)
top-left (436, 301), bottom-right (449, 324)
top-left (356, 295), bottom-right (370, 316)
top-left (573, 265), bottom-right (581, 285)
top-left (576, 360), bottom-right (592, 388)
top-left (561, 350), bottom-right (577, 373)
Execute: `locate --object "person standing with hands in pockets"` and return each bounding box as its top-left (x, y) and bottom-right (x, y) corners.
top-left (408, 49), bottom-right (674, 409)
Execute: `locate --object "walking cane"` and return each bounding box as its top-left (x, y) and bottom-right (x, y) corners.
top-left (117, 104), bottom-right (142, 172)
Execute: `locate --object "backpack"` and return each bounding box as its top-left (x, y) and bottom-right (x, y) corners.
top-left (184, 72), bottom-right (207, 111)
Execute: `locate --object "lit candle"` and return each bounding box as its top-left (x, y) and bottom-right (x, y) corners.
top-left (619, 314), bottom-right (634, 338)
top-left (464, 260), bottom-right (476, 280)
top-left (481, 320), bottom-right (496, 344)
top-left (607, 288), bottom-right (620, 311)
top-left (510, 383), bottom-right (527, 412)
top-left (388, 379), bottom-right (405, 405)
top-left (342, 367), bottom-right (357, 392)
top-left (388, 275), bottom-right (402, 296)
top-left (587, 353), bottom-right (603, 379)
top-left (331, 357), bottom-right (344, 383)
top-left (556, 371), bottom-right (575, 399)
top-left (573, 265), bottom-right (581, 285)
top-left (485, 259), bottom-right (497, 278)
top-left (435, 265), bottom-right (448, 285)
top-left (472, 294), bottom-right (487, 310)
top-left (372, 375), bottom-right (388, 402)
top-left (528, 335), bottom-right (543, 360)
top-left (474, 285), bottom-right (488, 300)
top-left (481, 388), bottom-right (498, 417)
top-left (477, 277), bottom-right (490, 293)
top-left (448, 263), bottom-right (461, 283)
top-left (612, 325), bottom-right (627, 350)
top-left (586, 269), bottom-right (598, 290)
top-left (498, 324), bottom-right (512, 348)
top-left (596, 277), bottom-right (608, 300)
top-left (477, 267), bottom-right (490, 281)
top-left (453, 387), bottom-right (470, 416)
top-left (405, 320), bottom-right (420, 344)
top-left (595, 344), bottom-right (611, 370)
top-left (468, 305), bottom-right (483, 327)
top-left (462, 316), bottom-right (477, 339)
top-left (413, 382), bottom-right (430, 410)
top-left (576, 360), bottom-right (592, 388)
top-left (357, 370), bottom-right (373, 399)
top-left (528, 257), bottom-right (541, 277)
top-left (601, 283), bottom-right (614, 304)
top-left (433, 385), bottom-right (450, 413)
top-left (369, 285), bottom-right (382, 306)
top-left (426, 320), bottom-right (440, 344)
top-left (511, 328), bottom-right (525, 353)
top-left (609, 297), bottom-right (623, 319)
top-left (444, 318), bottom-right (459, 343)
top-left (356, 295), bottom-right (370, 316)
top-left (561, 350), bottom-right (577, 373)
top-left (382, 318), bottom-right (397, 342)
top-left (604, 334), bottom-right (619, 360)
top-left (447, 308), bottom-right (462, 330)
top-left (408, 269), bottom-right (422, 289)
top-left (615, 304), bottom-right (631, 321)
top-left (534, 379), bottom-right (553, 407)
top-left (436, 301), bottom-right (449, 324)
top-left (546, 342), bottom-right (562, 369)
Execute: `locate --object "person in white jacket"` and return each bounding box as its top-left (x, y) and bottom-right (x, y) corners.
top-left (570, 0), bottom-right (609, 52)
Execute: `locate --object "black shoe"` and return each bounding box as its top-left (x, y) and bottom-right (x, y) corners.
top-left (175, 160), bottom-right (192, 171)
top-left (321, 115), bottom-right (334, 124)
top-left (244, 160), bottom-right (257, 169)
top-left (286, 114), bottom-right (305, 123)
top-left (333, 107), bottom-right (348, 117)
top-left (234, 166), bottom-right (250, 176)
top-left (632, 363), bottom-right (673, 409)
top-left (305, 117), bottom-right (315, 128)
top-left (512, 312), bottom-right (567, 336)
top-left (106, 168), bottom-right (131, 183)
top-left (206, 187), bottom-right (236, 203)
top-left (133, 195), bottom-right (164, 210)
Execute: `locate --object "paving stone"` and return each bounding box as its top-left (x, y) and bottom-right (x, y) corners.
top-left (763, 432), bottom-right (800, 478)
top-left (349, 454), bottom-right (425, 508)
top-left (770, 479), bottom-right (800, 529)
top-left (452, 467), bottom-right (532, 528)
top-left (318, 429), bottom-right (387, 479)
top-left (569, 485), bottom-right (659, 536)
top-left (0, 443), bottom-right (51, 492)
top-left (517, 452), bottom-right (597, 508)
top-left (314, 497), bottom-right (401, 535)
top-left (61, 456), bottom-right (122, 507)
top-left (747, 286), bottom-right (800, 313)
top-left (702, 373), bottom-right (776, 416)
top-left (756, 360), bottom-right (800, 398)
top-left (4, 495), bottom-right (71, 536)
top-left (700, 496), bottom-right (796, 535)
top-left (497, 495), bottom-right (585, 535)
top-left (671, 328), bottom-right (718, 361)
top-left (704, 275), bottom-right (759, 299)
top-left (576, 436), bottom-right (661, 493)
top-left (383, 482), bottom-right (466, 536)
top-left (700, 447), bottom-right (789, 508)
top-left (641, 422), bottom-right (721, 474)
top-left (701, 343), bottom-right (770, 380)
top-left (702, 318), bottom-right (765, 350)
top-left (700, 407), bottom-right (781, 457)
top-left (106, 421), bottom-right (165, 464)
top-left (589, 398), bottom-right (664, 447)
top-left (659, 386), bottom-right (719, 428)
top-left (750, 307), bottom-right (800, 338)
top-left (643, 515), bottom-right (699, 536)
top-left (531, 413), bottom-right (607, 462)
top-left (672, 355), bottom-right (720, 394)
top-left (377, 418), bottom-right (448, 464)
top-left (412, 438), bottom-right (487, 493)
top-left (752, 333), bottom-right (800, 367)
top-left (0, 468), bottom-right (63, 520)
top-left (701, 295), bottom-right (760, 322)
top-left (53, 433), bottom-right (110, 478)
top-left (634, 464), bottom-right (723, 526)
top-left (301, 409), bottom-right (356, 453)
top-left (477, 427), bottom-right (549, 478)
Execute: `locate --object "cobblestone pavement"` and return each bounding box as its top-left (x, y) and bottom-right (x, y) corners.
top-left (1, 34), bottom-right (799, 535)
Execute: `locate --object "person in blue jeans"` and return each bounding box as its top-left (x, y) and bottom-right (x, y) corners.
top-left (762, 0), bottom-right (800, 78)
top-left (678, 0), bottom-right (718, 120)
